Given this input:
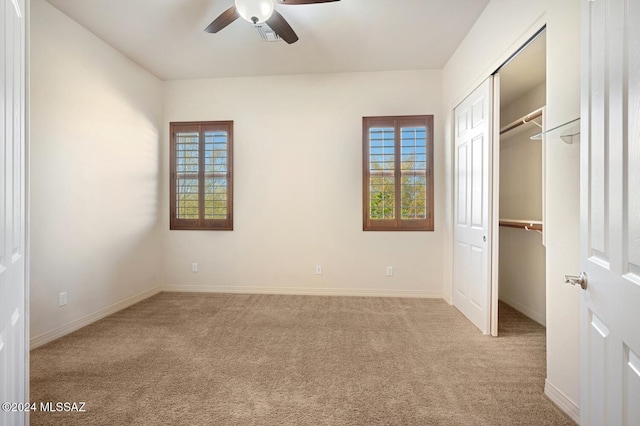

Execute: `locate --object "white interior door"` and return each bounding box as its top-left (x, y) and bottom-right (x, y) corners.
top-left (0, 0), bottom-right (28, 424)
top-left (580, 0), bottom-right (640, 424)
top-left (453, 78), bottom-right (493, 334)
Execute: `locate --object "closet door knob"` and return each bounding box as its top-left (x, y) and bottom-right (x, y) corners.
top-left (483, 236), bottom-right (487, 242)
top-left (564, 272), bottom-right (588, 290)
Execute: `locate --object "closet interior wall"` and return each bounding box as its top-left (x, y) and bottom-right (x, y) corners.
top-left (498, 82), bottom-right (546, 326)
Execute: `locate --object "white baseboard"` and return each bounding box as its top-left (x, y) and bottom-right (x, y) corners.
top-left (499, 295), bottom-right (546, 326)
top-left (162, 285), bottom-right (442, 299)
top-left (30, 286), bottom-right (162, 350)
top-left (544, 379), bottom-right (580, 423)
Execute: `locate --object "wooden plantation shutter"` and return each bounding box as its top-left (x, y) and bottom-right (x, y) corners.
top-left (363, 115), bottom-right (434, 231)
top-left (170, 121), bottom-right (233, 230)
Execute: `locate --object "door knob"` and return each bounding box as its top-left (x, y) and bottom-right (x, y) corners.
top-left (564, 272), bottom-right (588, 290)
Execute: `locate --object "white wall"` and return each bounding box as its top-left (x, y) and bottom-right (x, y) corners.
top-left (30, 0), bottom-right (164, 346)
top-left (543, 0), bottom-right (581, 417)
top-left (441, 0), bottom-right (581, 419)
top-left (162, 70), bottom-right (444, 297)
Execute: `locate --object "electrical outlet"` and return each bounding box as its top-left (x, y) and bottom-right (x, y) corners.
top-left (59, 292), bottom-right (67, 307)
top-left (191, 263), bottom-right (198, 273)
top-left (386, 266), bottom-right (393, 277)
top-left (315, 265), bottom-right (322, 275)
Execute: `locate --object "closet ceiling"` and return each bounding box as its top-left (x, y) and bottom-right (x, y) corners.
top-left (44, 0), bottom-right (490, 81)
top-left (499, 32), bottom-right (546, 106)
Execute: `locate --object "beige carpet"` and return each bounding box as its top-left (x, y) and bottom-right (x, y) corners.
top-left (30, 293), bottom-right (575, 425)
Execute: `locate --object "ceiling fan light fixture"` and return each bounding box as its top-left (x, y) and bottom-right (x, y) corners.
top-left (234, 0), bottom-right (275, 24)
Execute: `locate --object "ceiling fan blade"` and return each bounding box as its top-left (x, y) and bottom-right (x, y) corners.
top-left (278, 0), bottom-right (339, 4)
top-left (266, 10), bottom-right (299, 44)
top-left (204, 6), bottom-right (239, 33)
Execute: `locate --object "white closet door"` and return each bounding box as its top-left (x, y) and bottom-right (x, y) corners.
top-left (453, 78), bottom-right (493, 334)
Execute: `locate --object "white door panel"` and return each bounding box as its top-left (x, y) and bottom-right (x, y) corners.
top-left (626, 349), bottom-right (640, 425)
top-left (0, 0), bottom-right (27, 424)
top-left (580, 0), bottom-right (640, 424)
top-left (453, 78), bottom-right (492, 334)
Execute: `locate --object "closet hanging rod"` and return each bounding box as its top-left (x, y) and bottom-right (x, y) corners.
top-left (499, 219), bottom-right (543, 232)
top-left (499, 107), bottom-right (544, 135)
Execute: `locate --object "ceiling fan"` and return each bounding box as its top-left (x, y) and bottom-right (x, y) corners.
top-left (204, 0), bottom-right (340, 45)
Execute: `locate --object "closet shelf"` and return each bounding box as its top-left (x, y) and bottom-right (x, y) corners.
top-left (531, 117), bottom-right (580, 144)
top-left (499, 219), bottom-right (543, 232)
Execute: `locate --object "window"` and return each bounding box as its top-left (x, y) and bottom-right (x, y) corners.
top-left (170, 121), bottom-right (233, 230)
top-left (363, 115), bottom-right (434, 231)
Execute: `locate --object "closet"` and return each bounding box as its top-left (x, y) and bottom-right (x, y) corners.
top-left (496, 31), bottom-right (547, 326)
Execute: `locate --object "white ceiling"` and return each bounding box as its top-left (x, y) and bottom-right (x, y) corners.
top-left (44, 0), bottom-right (491, 81)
